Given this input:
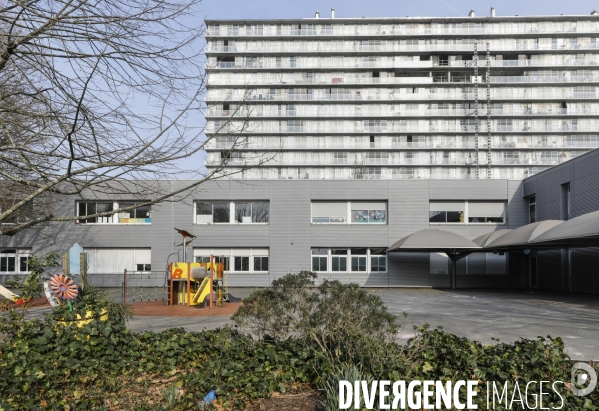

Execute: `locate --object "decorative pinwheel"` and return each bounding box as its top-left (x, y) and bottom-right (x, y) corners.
top-left (48, 274), bottom-right (79, 301)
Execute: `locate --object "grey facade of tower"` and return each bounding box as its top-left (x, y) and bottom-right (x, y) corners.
top-left (204, 11), bottom-right (599, 180)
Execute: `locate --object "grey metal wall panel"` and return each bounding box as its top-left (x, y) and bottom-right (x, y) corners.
top-left (310, 180), bottom-right (389, 200)
top-left (388, 180), bottom-right (429, 241)
top-left (507, 180), bottom-right (529, 228)
top-left (310, 225), bottom-right (389, 247)
top-left (388, 252), bottom-right (430, 287)
top-left (268, 181), bottom-right (312, 279)
top-left (429, 180), bottom-right (508, 200)
top-left (522, 179), bottom-right (536, 197)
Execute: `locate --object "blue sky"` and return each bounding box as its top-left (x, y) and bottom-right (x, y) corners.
top-left (199, 0), bottom-right (599, 20)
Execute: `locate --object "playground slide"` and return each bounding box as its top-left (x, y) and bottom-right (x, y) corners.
top-left (192, 277), bottom-right (211, 304)
top-left (0, 284), bottom-right (19, 301)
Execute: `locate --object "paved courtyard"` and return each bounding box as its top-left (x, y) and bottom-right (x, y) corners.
top-left (5, 288), bottom-right (599, 360)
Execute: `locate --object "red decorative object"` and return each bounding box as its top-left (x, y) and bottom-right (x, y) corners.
top-left (48, 274), bottom-right (79, 301)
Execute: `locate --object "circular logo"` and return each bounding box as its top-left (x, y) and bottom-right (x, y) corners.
top-left (571, 362), bottom-right (597, 397)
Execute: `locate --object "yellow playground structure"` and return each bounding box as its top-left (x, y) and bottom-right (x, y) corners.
top-left (168, 258), bottom-right (229, 308)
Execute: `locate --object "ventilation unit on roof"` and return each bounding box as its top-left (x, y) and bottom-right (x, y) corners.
top-left (315, 10), bottom-right (320, 18)
top-left (331, 7), bottom-right (335, 19)
top-left (468, 9), bottom-right (476, 17)
top-left (490, 6), bottom-right (496, 17)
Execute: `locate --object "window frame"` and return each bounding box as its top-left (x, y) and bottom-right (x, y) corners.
top-left (195, 201), bottom-right (270, 225)
top-left (311, 201), bottom-right (388, 225)
top-left (429, 201), bottom-right (506, 225)
top-left (0, 249), bottom-right (31, 274)
top-left (76, 201), bottom-right (152, 225)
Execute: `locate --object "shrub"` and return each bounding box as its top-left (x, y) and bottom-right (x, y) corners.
top-left (232, 271), bottom-right (400, 374)
top-left (319, 364), bottom-right (373, 411)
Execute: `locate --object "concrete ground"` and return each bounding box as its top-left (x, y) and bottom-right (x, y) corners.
top-left (4, 288), bottom-right (599, 360)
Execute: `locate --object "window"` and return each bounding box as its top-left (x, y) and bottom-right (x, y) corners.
top-left (351, 248), bottom-right (367, 271)
top-left (331, 249), bottom-right (347, 271)
top-left (312, 248), bottom-right (386, 273)
top-left (312, 202), bottom-right (347, 224)
top-left (429, 202), bottom-right (464, 223)
top-left (0, 199), bottom-right (34, 225)
top-left (529, 195), bottom-right (536, 223)
top-left (234, 256), bottom-right (250, 271)
top-left (351, 202), bottom-right (387, 223)
top-left (196, 201), bottom-right (269, 224)
top-left (468, 202), bottom-right (506, 224)
top-left (430, 201), bottom-right (506, 224)
top-left (370, 248), bottom-right (387, 272)
top-left (312, 201), bottom-right (387, 224)
top-left (312, 248), bottom-right (328, 271)
top-left (0, 250), bottom-right (16, 273)
top-left (77, 201), bottom-right (151, 224)
top-left (253, 256), bottom-right (269, 272)
top-left (85, 248), bottom-right (150, 274)
top-left (194, 248), bottom-right (266, 273)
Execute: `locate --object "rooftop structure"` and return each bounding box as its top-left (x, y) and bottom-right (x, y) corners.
top-left (204, 8), bottom-right (599, 180)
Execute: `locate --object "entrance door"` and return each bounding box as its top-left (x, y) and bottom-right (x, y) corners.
top-left (529, 256), bottom-right (538, 288)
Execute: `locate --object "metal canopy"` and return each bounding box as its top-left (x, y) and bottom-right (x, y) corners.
top-left (387, 229), bottom-right (481, 290)
top-left (472, 229), bottom-right (512, 247)
top-left (531, 210), bottom-right (599, 247)
top-left (387, 229), bottom-right (481, 252)
top-left (484, 220), bottom-right (563, 249)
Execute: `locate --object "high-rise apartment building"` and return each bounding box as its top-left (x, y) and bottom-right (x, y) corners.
top-left (205, 8), bottom-right (599, 180)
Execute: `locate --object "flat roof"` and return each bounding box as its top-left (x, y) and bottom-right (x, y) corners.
top-left (206, 14), bottom-right (599, 24)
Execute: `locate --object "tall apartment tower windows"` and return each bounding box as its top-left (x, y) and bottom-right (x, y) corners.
top-left (205, 17), bottom-right (599, 180)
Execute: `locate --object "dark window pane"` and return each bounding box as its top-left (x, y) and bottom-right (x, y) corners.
top-left (254, 256), bottom-right (261, 271)
top-left (320, 257), bottom-right (327, 271)
top-left (7, 257), bottom-right (15, 272)
top-left (486, 217), bottom-right (504, 223)
top-left (235, 202), bottom-right (251, 223)
top-left (446, 211), bottom-right (463, 223)
top-left (370, 248), bottom-right (386, 255)
top-left (213, 203), bottom-right (230, 223)
top-left (78, 203), bottom-right (86, 218)
top-left (312, 257), bottom-right (320, 271)
top-left (379, 257), bottom-right (386, 272)
top-left (340, 257), bottom-right (346, 271)
top-left (86, 203), bottom-right (97, 223)
top-left (145, 264), bottom-right (152, 271)
top-left (351, 248), bottom-right (367, 255)
top-left (351, 257), bottom-right (359, 271)
top-left (468, 217), bottom-right (485, 223)
top-left (97, 202), bottom-right (114, 214)
top-left (196, 203), bottom-right (212, 215)
top-left (252, 202), bottom-right (269, 222)
top-left (331, 249), bottom-right (347, 255)
top-left (312, 248), bottom-right (328, 255)
top-left (0, 258), bottom-right (6, 271)
top-left (262, 257), bottom-right (268, 271)
top-left (19, 256), bottom-right (29, 272)
top-left (429, 211), bottom-right (446, 223)
top-left (235, 256), bottom-right (249, 271)
top-left (371, 256), bottom-right (379, 271)
top-left (332, 257), bottom-right (339, 271)
top-left (135, 204), bottom-right (151, 219)
top-left (234, 257), bottom-right (242, 271)
top-left (136, 264), bottom-right (144, 271)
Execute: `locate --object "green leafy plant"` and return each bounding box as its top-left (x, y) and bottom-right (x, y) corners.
top-left (232, 271), bottom-right (400, 374)
top-left (4, 251), bottom-right (59, 301)
top-left (320, 364), bottom-right (373, 411)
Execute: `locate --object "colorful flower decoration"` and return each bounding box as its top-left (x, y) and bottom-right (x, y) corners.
top-left (48, 274), bottom-right (79, 301)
